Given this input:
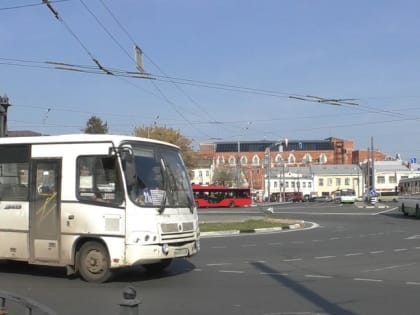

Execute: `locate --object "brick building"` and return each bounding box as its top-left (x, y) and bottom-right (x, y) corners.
top-left (193, 137), bottom-right (387, 191)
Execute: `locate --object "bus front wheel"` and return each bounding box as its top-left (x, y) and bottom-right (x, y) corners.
top-left (78, 241), bottom-right (112, 283)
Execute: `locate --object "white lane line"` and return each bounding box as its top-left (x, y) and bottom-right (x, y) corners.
top-left (315, 256), bottom-right (336, 259)
top-left (407, 282), bottom-right (420, 286)
top-left (363, 263), bottom-right (416, 272)
top-left (393, 248), bottom-right (408, 252)
top-left (210, 246), bottom-right (227, 249)
top-left (268, 242), bottom-right (283, 246)
top-left (345, 252), bottom-right (363, 256)
top-left (312, 240), bottom-right (322, 242)
top-left (219, 270), bottom-right (244, 274)
top-left (240, 244), bottom-right (257, 247)
top-left (260, 272), bottom-right (288, 276)
top-left (369, 250), bottom-right (385, 254)
top-left (305, 274), bottom-right (332, 279)
top-left (415, 247), bottom-right (420, 250)
top-left (207, 263), bottom-right (232, 266)
top-left (282, 258), bottom-right (303, 262)
top-left (354, 278), bottom-right (383, 282)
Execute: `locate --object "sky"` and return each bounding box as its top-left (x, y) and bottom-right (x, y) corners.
top-left (1, 0), bottom-right (420, 161)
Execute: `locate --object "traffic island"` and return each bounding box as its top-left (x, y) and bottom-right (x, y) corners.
top-left (200, 218), bottom-right (305, 237)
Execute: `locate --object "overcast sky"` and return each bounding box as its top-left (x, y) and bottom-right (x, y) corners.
top-left (1, 0), bottom-right (420, 160)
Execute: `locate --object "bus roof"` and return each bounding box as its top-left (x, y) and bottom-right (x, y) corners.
top-left (0, 134), bottom-right (179, 149)
top-left (192, 184), bottom-right (250, 191)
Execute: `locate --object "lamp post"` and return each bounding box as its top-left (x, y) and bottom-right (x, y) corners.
top-left (265, 138), bottom-right (288, 202)
top-left (237, 122), bottom-right (252, 187)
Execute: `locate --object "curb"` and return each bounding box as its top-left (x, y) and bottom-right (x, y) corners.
top-left (201, 222), bottom-right (305, 238)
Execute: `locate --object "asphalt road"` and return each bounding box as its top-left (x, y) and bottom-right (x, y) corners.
top-left (2, 202), bottom-right (420, 314)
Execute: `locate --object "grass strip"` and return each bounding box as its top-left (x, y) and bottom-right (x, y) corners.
top-left (199, 218), bottom-right (294, 232)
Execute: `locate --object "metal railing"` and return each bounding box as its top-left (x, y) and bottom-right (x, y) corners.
top-left (0, 286), bottom-right (141, 315)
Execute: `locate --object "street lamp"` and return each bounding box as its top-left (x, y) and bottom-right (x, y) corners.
top-left (265, 138), bottom-right (288, 202)
top-left (237, 122), bottom-right (252, 187)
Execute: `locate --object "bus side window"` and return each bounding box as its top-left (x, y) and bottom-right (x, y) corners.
top-left (77, 156), bottom-right (123, 205)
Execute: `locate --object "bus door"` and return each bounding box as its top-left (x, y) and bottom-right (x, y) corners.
top-left (29, 159), bottom-right (61, 263)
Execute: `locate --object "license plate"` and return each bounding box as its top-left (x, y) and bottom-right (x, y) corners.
top-left (174, 248), bottom-right (188, 257)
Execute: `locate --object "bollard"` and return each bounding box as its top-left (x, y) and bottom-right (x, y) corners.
top-left (119, 286), bottom-right (141, 315)
top-left (0, 297), bottom-right (7, 315)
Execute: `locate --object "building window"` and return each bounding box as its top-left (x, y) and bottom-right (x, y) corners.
top-left (345, 178), bottom-right (350, 186)
top-left (377, 176), bottom-right (385, 184)
top-left (288, 154), bottom-right (296, 164)
top-left (240, 156), bottom-right (248, 165)
top-left (274, 181), bottom-right (278, 188)
top-left (327, 178), bottom-right (333, 186)
top-left (308, 182), bottom-right (312, 188)
top-left (302, 182), bottom-right (306, 188)
top-left (319, 178), bottom-right (324, 186)
top-left (389, 176), bottom-right (396, 184)
top-left (319, 154), bottom-right (327, 164)
top-left (217, 156), bottom-right (225, 165)
top-left (336, 178), bottom-right (341, 186)
top-left (228, 156), bottom-right (236, 165)
top-left (275, 154), bottom-right (283, 163)
top-left (252, 155), bottom-right (260, 166)
top-left (302, 153), bottom-right (312, 164)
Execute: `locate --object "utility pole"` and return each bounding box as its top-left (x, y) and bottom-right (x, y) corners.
top-left (371, 136), bottom-right (375, 192)
top-left (0, 94), bottom-right (10, 137)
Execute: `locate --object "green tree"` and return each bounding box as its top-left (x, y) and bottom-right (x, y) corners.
top-left (213, 167), bottom-right (236, 186)
top-left (133, 125), bottom-right (195, 170)
top-left (83, 115), bottom-right (108, 134)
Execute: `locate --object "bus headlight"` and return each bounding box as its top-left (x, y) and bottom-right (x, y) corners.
top-left (162, 243), bottom-right (169, 255)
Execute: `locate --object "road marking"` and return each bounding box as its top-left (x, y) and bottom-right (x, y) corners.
top-left (393, 248), bottom-right (408, 252)
top-left (240, 244), bottom-right (257, 247)
top-left (210, 246), bottom-right (227, 249)
top-left (260, 272), bottom-right (288, 276)
top-left (315, 256), bottom-right (336, 259)
top-left (305, 274), bottom-right (332, 279)
top-left (207, 263), bottom-right (232, 266)
top-left (369, 250), bottom-right (385, 254)
top-left (406, 235), bottom-right (420, 240)
top-left (329, 237), bottom-right (340, 240)
top-left (345, 252), bottom-right (363, 256)
top-left (363, 263), bottom-right (416, 272)
top-left (354, 278), bottom-right (383, 282)
top-left (282, 258), bottom-right (303, 262)
top-left (219, 270), bottom-right (244, 274)
top-left (268, 242), bottom-right (283, 246)
top-left (407, 282), bottom-right (420, 286)
top-left (312, 239), bottom-right (321, 242)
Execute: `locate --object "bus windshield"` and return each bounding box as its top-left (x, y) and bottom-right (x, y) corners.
top-left (122, 143), bottom-right (194, 209)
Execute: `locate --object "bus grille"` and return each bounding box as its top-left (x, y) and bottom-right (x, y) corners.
top-left (160, 222), bottom-right (196, 242)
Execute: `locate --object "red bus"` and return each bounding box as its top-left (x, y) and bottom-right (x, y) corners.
top-left (192, 184), bottom-right (252, 208)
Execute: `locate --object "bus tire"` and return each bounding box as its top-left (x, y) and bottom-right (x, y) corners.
top-left (401, 204), bottom-right (408, 216)
top-left (143, 259), bottom-right (172, 273)
top-left (78, 241), bottom-right (112, 283)
top-left (229, 201), bottom-right (235, 208)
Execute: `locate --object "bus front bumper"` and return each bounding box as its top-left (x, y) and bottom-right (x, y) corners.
top-left (124, 240), bottom-right (200, 265)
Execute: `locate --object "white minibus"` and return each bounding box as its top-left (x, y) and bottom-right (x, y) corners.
top-left (0, 134), bottom-right (200, 282)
